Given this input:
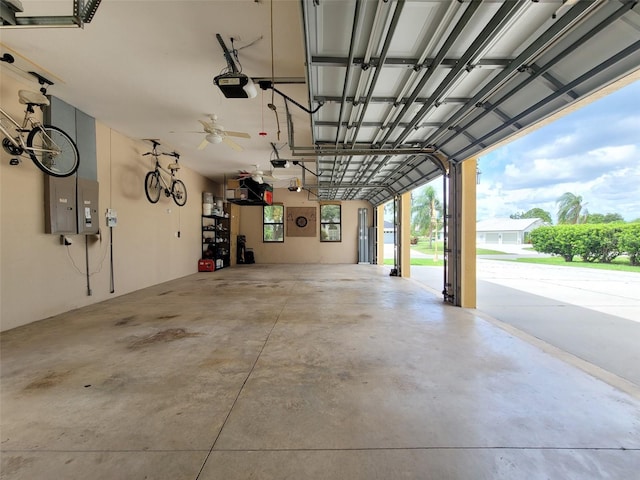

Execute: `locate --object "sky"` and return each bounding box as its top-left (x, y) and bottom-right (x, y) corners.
top-left (476, 79), bottom-right (640, 223)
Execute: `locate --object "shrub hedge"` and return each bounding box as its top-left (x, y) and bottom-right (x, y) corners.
top-left (529, 223), bottom-right (640, 265)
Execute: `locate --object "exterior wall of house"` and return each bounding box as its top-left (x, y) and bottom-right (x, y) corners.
top-left (476, 219), bottom-right (546, 245)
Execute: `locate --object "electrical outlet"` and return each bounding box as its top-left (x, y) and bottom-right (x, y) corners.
top-left (106, 208), bottom-right (117, 227)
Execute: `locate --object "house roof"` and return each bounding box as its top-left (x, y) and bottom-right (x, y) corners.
top-left (476, 218), bottom-right (545, 232)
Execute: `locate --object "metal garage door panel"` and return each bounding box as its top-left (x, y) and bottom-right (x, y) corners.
top-left (503, 233), bottom-right (518, 244)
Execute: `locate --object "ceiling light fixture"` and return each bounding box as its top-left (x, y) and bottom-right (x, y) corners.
top-left (288, 178), bottom-right (302, 192)
top-left (206, 133), bottom-right (223, 144)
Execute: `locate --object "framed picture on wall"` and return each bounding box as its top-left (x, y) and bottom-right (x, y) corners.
top-left (286, 207), bottom-right (316, 237)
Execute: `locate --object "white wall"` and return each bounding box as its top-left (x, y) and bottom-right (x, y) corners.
top-left (238, 188), bottom-right (372, 264)
top-left (1, 72), bottom-right (374, 331)
top-left (1, 72), bottom-right (217, 331)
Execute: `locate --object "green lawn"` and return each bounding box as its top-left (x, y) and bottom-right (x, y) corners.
top-left (476, 248), bottom-right (509, 255)
top-left (411, 240), bottom-right (507, 256)
top-left (410, 240), bottom-right (444, 255)
top-left (388, 239), bottom-right (640, 273)
top-left (384, 258), bottom-right (444, 267)
top-left (507, 256), bottom-right (640, 272)
top-left (383, 256), bottom-right (639, 272)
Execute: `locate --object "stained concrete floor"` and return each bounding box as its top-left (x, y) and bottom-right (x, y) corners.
top-left (1, 264), bottom-right (639, 479)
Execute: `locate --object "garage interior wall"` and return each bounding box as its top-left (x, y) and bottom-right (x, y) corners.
top-left (238, 189), bottom-right (372, 264)
top-left (0, 72), bottom-right (217, 332)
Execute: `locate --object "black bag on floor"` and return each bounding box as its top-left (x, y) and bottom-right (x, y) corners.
top-left (245, 250), bottom-right (255, 264)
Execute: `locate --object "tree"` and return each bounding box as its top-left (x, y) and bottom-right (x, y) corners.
top-left (411, 186), bottom-right (441, 247)
top-left (530, 225), bottom-right (580, 262)
top-left (585, 212), bottom-right (624, 224)
top-left (585, 213), bottom-right (605, 224)
top-left (510, 207), bottom-right (552, 224)
top-left (556, 192), bottom-right (588, 224)
top-left (619, 223), bottom-right (640, 265)
top-left (603, 213), bottom-right (624, 223)
top-left (384, 199), bottom-right (397, 224)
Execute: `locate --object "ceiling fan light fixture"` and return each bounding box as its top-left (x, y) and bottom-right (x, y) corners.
top-left (206, 133), bottom-right (223, 144)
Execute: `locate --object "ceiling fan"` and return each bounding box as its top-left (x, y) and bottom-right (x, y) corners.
top-left (237, 165), bottom-right (278, 184)
top-left (197, 114), bottom-right (250, 151)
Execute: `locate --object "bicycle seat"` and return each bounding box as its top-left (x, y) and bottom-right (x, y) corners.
top-left (168, 163), bottom-right (180, 171)
top-left (18, 90), bottom-right (50, 107)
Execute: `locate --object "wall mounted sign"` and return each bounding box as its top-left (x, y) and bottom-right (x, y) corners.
top-left (286, 207), bottom-right (316, 237)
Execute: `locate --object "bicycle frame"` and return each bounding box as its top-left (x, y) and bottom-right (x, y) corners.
top-left (143, 141), bottom-right (186, 206)
top-left (0, 105), bottom-right (62, 156)
top-left (0, 106), bottom-right (30, 151)
top-left (152, 158), bottom-right (179, 191)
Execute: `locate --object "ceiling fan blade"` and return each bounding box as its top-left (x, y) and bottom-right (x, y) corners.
top-left (197, 138), bottom-right (209, 150)
top-left (223, 137), bottom-right (243, 152)
top-left (225, 131), bottom-right (251, 139)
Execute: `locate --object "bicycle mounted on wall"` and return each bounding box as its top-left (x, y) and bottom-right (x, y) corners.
top-left (0, 69), bottom-right (79, 177)
top-left (143, 140), bottom-right (187, 206)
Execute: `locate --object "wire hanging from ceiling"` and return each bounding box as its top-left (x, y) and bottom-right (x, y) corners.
top-left (268, 0), bottom-right (281, 140)
top-left (259, 89), bottom-right (267, 136)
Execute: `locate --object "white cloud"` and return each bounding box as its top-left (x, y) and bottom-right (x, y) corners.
top-left (456, 81), bottom-right (640, 222)
top-left (477, 147), bottom-right (640, 222)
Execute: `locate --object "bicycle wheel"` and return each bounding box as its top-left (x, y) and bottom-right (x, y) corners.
top-left (145, 171), bottom-right (162, 203)
top-left (172, 179), bottom-right (187, 206)
top-left (26, 125), bottom-right (79, 177)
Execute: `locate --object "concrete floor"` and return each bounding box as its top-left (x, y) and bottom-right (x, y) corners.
top-left (1, 264), bottom-right (639, 479)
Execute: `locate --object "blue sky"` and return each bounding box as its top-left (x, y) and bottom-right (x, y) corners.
top-left (476, 79), bottom-right (640, 223)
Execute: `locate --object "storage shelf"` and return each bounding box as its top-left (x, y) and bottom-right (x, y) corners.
top-left (202, 207), bottom-right (230, 271)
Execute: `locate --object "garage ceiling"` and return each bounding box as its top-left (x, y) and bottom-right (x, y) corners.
top-left (2, 1), bottom-right (639, 206)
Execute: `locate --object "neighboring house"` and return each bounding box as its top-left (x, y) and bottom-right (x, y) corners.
top-left (476, 218), bottom-right (547, 245)
top-left (384, 221), bottom-right (444, 244)
top-left (383, 220), bottom-right (395, 244)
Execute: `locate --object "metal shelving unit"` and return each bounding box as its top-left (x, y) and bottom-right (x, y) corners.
top-left (202, 207), bottom-right (230, 270)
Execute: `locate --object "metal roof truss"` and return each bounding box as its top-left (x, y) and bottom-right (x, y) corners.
top-left (300, 0), bottom-right (640, 206)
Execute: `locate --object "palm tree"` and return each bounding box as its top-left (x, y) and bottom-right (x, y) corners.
top-left (411, 186), bottom-right (441, 247)
top-left (556, 192), bottom-right (588, 224)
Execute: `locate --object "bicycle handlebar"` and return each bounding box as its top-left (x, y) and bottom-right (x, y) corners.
top-left (143, 148), bottom-right (180, 160)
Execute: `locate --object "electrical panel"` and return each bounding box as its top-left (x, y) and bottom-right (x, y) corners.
top-left (44, 176), bottom-right (77, 234)
top-left (77, 178), bottom-right (99, 234)
top-left (44, 177), bottom-right (99, 234)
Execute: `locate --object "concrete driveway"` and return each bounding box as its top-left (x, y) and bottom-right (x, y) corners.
top-left (408, 254), bottom-right (640, 388)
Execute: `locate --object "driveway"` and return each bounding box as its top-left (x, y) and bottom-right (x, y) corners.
top-left (409, 255), bottom-right (640, 388)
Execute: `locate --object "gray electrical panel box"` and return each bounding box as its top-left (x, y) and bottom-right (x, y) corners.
top-left (77, 178), bottom-right (99, 234)
top-left (45, 176), bottom-right (77, 234)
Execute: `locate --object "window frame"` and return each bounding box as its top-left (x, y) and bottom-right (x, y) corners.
top-left (320, 203), bottom-right (342, 242)
top-left (263, 203), bottom-right (285, 243)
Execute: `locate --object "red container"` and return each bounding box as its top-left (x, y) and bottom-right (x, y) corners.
top-left (198, 259), bottom-right (215, 272)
